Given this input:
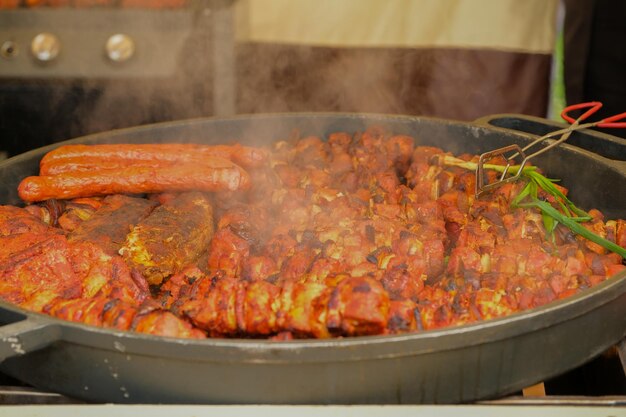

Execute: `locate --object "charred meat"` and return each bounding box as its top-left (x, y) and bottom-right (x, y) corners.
top-left (68, 194), bottom-right (157, 256)
top-left (120, 192), bottom-right (215, 285)
top-left (0, 131), bottom-right (623, 339)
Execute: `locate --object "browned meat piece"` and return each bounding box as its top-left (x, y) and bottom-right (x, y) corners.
top-left (326, 276), bottom-right (390, 336)
top-left (101, 298), bottom-right (139, 330)
top-left (616, 220), bottom-right (626, 248)
top-left (180, 274), bottom-right (391, 338)
top-left (24, 199), bottom-right (66, 227)
top-left (47, 297), bottom-right (135, 329)
top-left (0, 234), bottom-right (82, 311)
top-left (0, 205), bottom-right (147, 311)
top-left (206, 228), bottom-right (251, 278)
top-left (206, 203), bottom-right (271, 278)
top-left (0, 206), bottom-right (76, 310)
top-left (237, 280), bottom-right (283, 335)
top-left (387, 299), bottom-right (419, 333)
top-left (57, 198), bottom-right (104, 231)
top-left (132, 309), bottom-right (206, 339)
top-left (0, 231), bottom-right (58, 265)
top-left (0, 205), bottom-right (57, 237)
top-left (120, 192), bottom-right (215, 285)
top-left (68, 241), bottom-right (148, 304)
top-left (49, 296), bottom-right (204, 338)
top-left (181, 275), bottom-right (240, 336)
top-left (0, 236), bottom-right (148, 313)
top-left (385, 135), bottom-right (415, 174)
top-left (3, 127), bottom-right (625, 341)
top-left (157, 266), bottom-right (205, 309)
top-left (242, 255), bottom-right (278, 282)
top-left (68, 194), bottom-right (157, 256)
top-left (278, 281), bottom-right (330, 338)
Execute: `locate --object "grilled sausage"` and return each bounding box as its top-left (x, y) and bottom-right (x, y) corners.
top-left (18, 157), bottom-right (250, 202)
top-left (40, 143), bottom-right (268, 175)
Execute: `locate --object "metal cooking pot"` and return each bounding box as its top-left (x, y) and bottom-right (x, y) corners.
top-left (0, 113), bottom-right (624, 404)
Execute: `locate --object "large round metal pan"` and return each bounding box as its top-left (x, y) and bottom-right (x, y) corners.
top-left (0, 113), bottom-right (624, 404)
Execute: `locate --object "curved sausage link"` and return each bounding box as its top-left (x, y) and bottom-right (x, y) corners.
top-left (40, 143), bottom-right (268, 175)
top-left (19, 157), bottom-right (250, 202)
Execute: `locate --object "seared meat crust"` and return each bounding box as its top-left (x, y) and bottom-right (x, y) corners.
top-left (120, 192), bottom-right (215, 285)
top-left (0, 127), bottom-right (624, 339)
top-left (68, 194), bottom-right (157, 256)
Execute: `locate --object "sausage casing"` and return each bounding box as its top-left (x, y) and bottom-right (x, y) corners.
top-left (19, 157), bottom-right (250, 202)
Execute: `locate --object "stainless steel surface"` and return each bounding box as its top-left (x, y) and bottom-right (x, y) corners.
top-left (483, 396), bottom-right (626, 406)
top-left (474, 113), bottom-right (626, 163)
top-left (476, 119), bottom-right (579, 197)
top-left (30, 32), bottom-right (61, 63)
top-left (0, 4), bottom-right (237, 116)
top-left (475, 143), bottom-right (526, 196)
top-left (0, 386), bottom-right (79, 405)
top-left (475, 106), bottom-right (626, 197)
top-left (2, 387), bottom-right (625, 407)
top-left (105, 34), bottom-right (135, 64)
top-left (0, 40), bottom-right (18, 60)
top-left (0, 9), bottom-right (193, 78)
top-left (0, 405), bottom-right (623, 417)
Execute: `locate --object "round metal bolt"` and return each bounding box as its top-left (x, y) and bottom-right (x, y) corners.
top-left (1, 40), bottom-right (18, 59)
top-left (31, 33), bottom-right (61, 62)
top-left (105, 34), bottom-right (135, 63)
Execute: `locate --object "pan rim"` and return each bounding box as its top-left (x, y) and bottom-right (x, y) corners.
top-left (0, 112), bottom-right (624, 363)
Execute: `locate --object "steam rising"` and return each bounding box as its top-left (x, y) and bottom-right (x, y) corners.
top-left (236, 45), bottom-right (434, 116)
top-left (31, 2), bottom-right (550, 148)
top-left (36, 7), bottom-right (213, 146)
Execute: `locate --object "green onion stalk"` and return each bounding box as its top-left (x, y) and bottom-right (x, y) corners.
top-left (440, 155), bottom-right (626, 259)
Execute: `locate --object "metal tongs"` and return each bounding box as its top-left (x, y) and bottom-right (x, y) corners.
top-left (475, 101), bottom-right (626, 198)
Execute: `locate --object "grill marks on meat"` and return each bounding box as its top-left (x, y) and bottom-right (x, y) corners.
top-left (0, 205), bottom-right (202, 338)
top-left (48, 297), bottom-right (205, 338)
top-left (172, 131), bottom-right (450, 336)
top-left (0, 194), bottom-right (216, 338)
top-left (406, 146), bottom-right (625, 319)
top-left (68, 195), bottom-right (158, 256)
top-left (0, 207), bottom-right (76, 309)
top-left (57, 198), bottom-right (104, 231)
top-left (48, 297), bottom-right (137, 330)
top-left (209, 132), bottom-right (447, 297)
top-left (0, 206), bottom-right (147, 313)
top-left (2, 128), bottom-right (625, 339)
top-left (0, 234), bottom-right (82, 310)
top-left (131, 305), bottom-right (206, 339)
top-left (67, 241), bottom-right (148, 303)
top-left (121, 192), bottom-right (215, 286)
top-left (0, 205), bottom-right (57, 237)
top-left (176, 274), bottom-right (389, 338)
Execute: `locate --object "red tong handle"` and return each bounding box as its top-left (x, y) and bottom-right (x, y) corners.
top-left (561, 101), bottom-right (626, 128)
